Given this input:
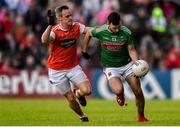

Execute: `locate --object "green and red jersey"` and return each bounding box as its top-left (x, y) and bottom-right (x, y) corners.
top-left (91, 24), bottom-right (134, 67)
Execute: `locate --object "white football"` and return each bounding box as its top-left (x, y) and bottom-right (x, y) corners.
top-left (132, 60), bottom-right (149, 77)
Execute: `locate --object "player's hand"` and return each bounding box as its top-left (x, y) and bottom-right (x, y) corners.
top-left (133, 75), bottom-right (143, 78)
top-left (81, 51), bottom-right (90, 60)
top-left (133, 73), bottom-right (145, 78)
top-left (47, 10), bottom-right (55, 25)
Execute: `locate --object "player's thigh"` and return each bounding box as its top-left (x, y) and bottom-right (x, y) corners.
top-left (48, 68), bottom-right (71, 95)
top-left (68, 65), bottom-right (91, 94)
top-left (103, 68), bottom-right (123, 94)
top-left (108, 77), bottom-right (124, 94)
top-left (103, 67), bottom-right (121, 80)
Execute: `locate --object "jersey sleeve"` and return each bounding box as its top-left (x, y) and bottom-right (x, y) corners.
top-left (50, 31), bottom-right (56, 41)
top-left (121, 25), bottom-right (134, 45)
top-left (127, 34), bottom-right (134, 45)
top-left (78, 23), bottom-right (86, 34)
top-left (90, 27), bottom-right (98, 37)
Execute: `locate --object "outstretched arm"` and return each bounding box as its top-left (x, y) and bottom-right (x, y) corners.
top-left (82, 29), bottom-right (92, 53)
top-left (128, 44), bottom-right (139, 62)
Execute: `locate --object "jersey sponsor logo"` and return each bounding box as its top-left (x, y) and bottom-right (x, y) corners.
top-left (102, 42), bottom-right (126, 51)
top-left (58, 38), bottom-right (76, 48)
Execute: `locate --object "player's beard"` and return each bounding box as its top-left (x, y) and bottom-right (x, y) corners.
top-left (67, 20), bottom-right (72, 26)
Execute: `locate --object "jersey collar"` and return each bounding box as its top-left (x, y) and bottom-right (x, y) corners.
top-left (58, 23), bottom-right (72, 31)
top-left (106, 24), bottom-right (121, 35)
top-left (106, 24), bottom-right (113, 33)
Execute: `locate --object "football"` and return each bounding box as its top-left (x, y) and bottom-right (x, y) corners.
top-left (132, 60), bottom-right (149, 77)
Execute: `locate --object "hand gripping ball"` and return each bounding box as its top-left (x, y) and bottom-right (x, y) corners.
top-left (132, 60), bottom-right (149, 77)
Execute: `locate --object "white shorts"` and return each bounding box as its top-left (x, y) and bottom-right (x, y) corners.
top-left (48, 65), bottom-right (89, 95)
top-left (103, 62), bottom-right (134, 80)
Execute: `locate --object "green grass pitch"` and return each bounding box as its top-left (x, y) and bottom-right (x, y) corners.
top-left (0, 99), bottom-right (180, 126)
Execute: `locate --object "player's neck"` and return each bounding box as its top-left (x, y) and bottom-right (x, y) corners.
top-left (59, 23), bottom-right (71, 31)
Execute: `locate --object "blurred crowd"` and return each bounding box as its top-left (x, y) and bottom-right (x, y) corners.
top-left (0, 0), bottom-right (180, 72)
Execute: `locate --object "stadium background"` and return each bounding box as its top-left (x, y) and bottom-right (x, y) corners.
top-left (0, 0), bottom-right (180, 126)
top-left (0, 0), bottom-right (179, 99)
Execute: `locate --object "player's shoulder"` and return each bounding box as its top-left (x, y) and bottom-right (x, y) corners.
top-left (73, 22), bottom-right (85, 27)
top-left (93, 24), bottom-right (107, 33)
top-left (52, 24), bottom-right (60, 31)
top-left (120, 25), bottom-right (132, 35)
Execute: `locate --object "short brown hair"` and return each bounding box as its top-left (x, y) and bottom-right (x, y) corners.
top-left (108, 12), bottom-right (121, 25)
top-left (55, 5), bottom-right (69, 18)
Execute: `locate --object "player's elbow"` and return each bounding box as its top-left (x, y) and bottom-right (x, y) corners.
top-left (41, 36), bottom-right (48, 44)
top-left (85, 30), bottom-right (92, 40)
top-left (87, 29), bottom-right (92, 36)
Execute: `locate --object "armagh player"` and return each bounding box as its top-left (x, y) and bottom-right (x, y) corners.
top-left (41, 5), bottom-right (91, 122)
top-left (82, 12), bottom-right (149, 122)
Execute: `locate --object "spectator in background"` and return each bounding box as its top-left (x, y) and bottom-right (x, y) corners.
top-left (0, 52), bottom-right (4, 70)
top-left (0, 10), bottom-right (14, 53)
top-left (133, 0), bottom-right (151, 6)
top-left (1, 11), bottom-right (14, 34)
top-left (10, 52), bottom-right (23, 69)
top-left (25, 54), bottom-right (36, 70)
top-left (166, 48), bottom-right (180, 68)
top-left (120, 0), bottom-right (134, 14)
top-left (0, 0), bottom-right (7, 9)
top-left (24, 0), bottom-right (42, 36)
top-left (20, 31), bottom-right (40, 70)
top-left (73, 0), bottom-right (86, 24)
top-left (3, 0), bottom-right (19, 11)
top-left (163, 1), bottom-right (176, 21)
top-left (82, 0), bottom-right (101, 25)
top-left (20, 31), bottom-right (37, 50)
top-left (133, 6), bottom-right (150, 42)
top-left (16, 0), bottom-right (30, 15)
top-left (11, 14), bottom-right (27, 49)
top-left (169, 18), bottom-right (180, 48)
top-left (140, 34), bottom-right (158, 65)
top-left (150, 5), bottom-right (167, 33)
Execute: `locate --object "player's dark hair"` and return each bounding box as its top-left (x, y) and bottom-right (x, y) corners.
top-left (55, 5), bottom-right (69, 18)
top-left (107, 12), bottom-right (121, 25)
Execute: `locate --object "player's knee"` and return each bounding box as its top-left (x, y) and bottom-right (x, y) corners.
top-left (82, 87), bottom-right (91, 96)
top-left (113, 89), bottom-right (120, 95)
top-left (112, 87), bottom-right (123, 95)
top-left (79, 81), bottom-right (92, 96)
top-left (86, 88), bottom-right (92, 95)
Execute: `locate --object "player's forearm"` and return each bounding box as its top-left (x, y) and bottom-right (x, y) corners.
top-left (82, 30), bottom-right (92, 52)
top-left (128, 45), bottom-right (139, 62)
top-left (41, 25), bottom-right (53, 44)
top-left (129, 50), bottom-right (139, 62)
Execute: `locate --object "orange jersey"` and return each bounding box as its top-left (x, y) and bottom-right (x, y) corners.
top-left (48, 22), bottom-right (85, 70)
